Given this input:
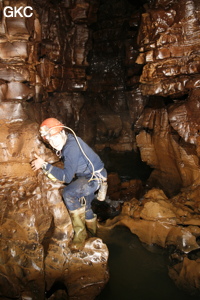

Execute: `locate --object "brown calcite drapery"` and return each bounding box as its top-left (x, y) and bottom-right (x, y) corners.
top-left (136, 0), bottom-right (200, 96)
top-left (133, 0), bottom-right (200, 197)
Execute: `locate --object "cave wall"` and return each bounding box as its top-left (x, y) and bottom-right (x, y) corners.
top-left (29, 0), bottom-right (149, 150)
top-left (135, 0), bottom-right (200, 196)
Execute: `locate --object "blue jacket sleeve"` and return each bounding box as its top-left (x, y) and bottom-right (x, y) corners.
top-left (45, 143), bottom-right (80, 183)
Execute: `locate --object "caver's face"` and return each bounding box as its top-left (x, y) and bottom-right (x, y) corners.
top-left (48, 133), bottom-right (65, 151)
top-left (42, 130), bottom-right (67, 151)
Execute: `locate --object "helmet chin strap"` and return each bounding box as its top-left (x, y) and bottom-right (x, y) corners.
top-left (55, 131), bottom-right (68, 157)
top-left (60, 130), bottom-right (67, 143)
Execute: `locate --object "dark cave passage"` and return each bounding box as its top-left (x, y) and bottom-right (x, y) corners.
top-left (99, 149), bottom-right (152, 182)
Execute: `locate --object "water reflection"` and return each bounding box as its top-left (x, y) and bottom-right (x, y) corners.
top-left (96, 226), bottom-right (200, 300)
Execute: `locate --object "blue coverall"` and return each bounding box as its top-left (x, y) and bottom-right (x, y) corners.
top-left (45, 134), bottom-right (107, 219)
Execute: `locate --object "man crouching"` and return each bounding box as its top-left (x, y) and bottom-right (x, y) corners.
top-left (31, 118), bottom-right (107, 251)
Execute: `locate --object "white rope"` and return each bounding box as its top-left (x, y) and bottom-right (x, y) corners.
top-left (46, 125), bottom-right (103, 183)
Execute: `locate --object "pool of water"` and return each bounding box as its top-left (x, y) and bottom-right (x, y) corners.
top-left (96, 226), bottom-right (200, 300)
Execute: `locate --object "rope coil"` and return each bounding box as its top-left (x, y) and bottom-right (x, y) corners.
top-left (44, 125), bottom-right (106, 183)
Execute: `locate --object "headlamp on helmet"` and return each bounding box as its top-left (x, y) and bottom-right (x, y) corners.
top-left (39, 118), bottom-right (64, 141)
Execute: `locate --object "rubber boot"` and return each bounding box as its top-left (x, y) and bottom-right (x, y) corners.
top-left (85, 214), bottom-right (97, 237)
top-left (69, 206), bottom-right (87, 251)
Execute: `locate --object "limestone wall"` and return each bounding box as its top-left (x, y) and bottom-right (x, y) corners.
top-left (0, 1), bottom-right (109, 299)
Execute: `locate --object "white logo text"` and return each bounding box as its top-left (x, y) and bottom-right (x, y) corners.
top-left (3, 6), bottom-right (33, 18)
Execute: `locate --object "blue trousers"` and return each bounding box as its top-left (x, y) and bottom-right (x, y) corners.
top-left (62, 177), bottom-right (99, 219)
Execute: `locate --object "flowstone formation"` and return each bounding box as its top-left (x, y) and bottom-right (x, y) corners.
top-left (136, 0), bottom-right (200, 96)
top-left (0, 1), bottom-right (109, 299)
top-left (134, 0), bottom-right (200, 197)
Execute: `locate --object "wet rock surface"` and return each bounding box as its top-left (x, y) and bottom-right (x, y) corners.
top-left (134, 0), bottom-right (200, 199)
top-left (0, 121), bottom-right (109, 299)
top-left (135, 98), bottom-right (200, 197)
top-left (137, 0), bottom-right (200, 96)
top-left (0, 1), bottom-right (109, 299)
top-left (99, 184), bottom-right (200, 296)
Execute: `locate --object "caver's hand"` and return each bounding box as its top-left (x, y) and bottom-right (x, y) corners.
top-left (31, 154), bottom-right (45, 171)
